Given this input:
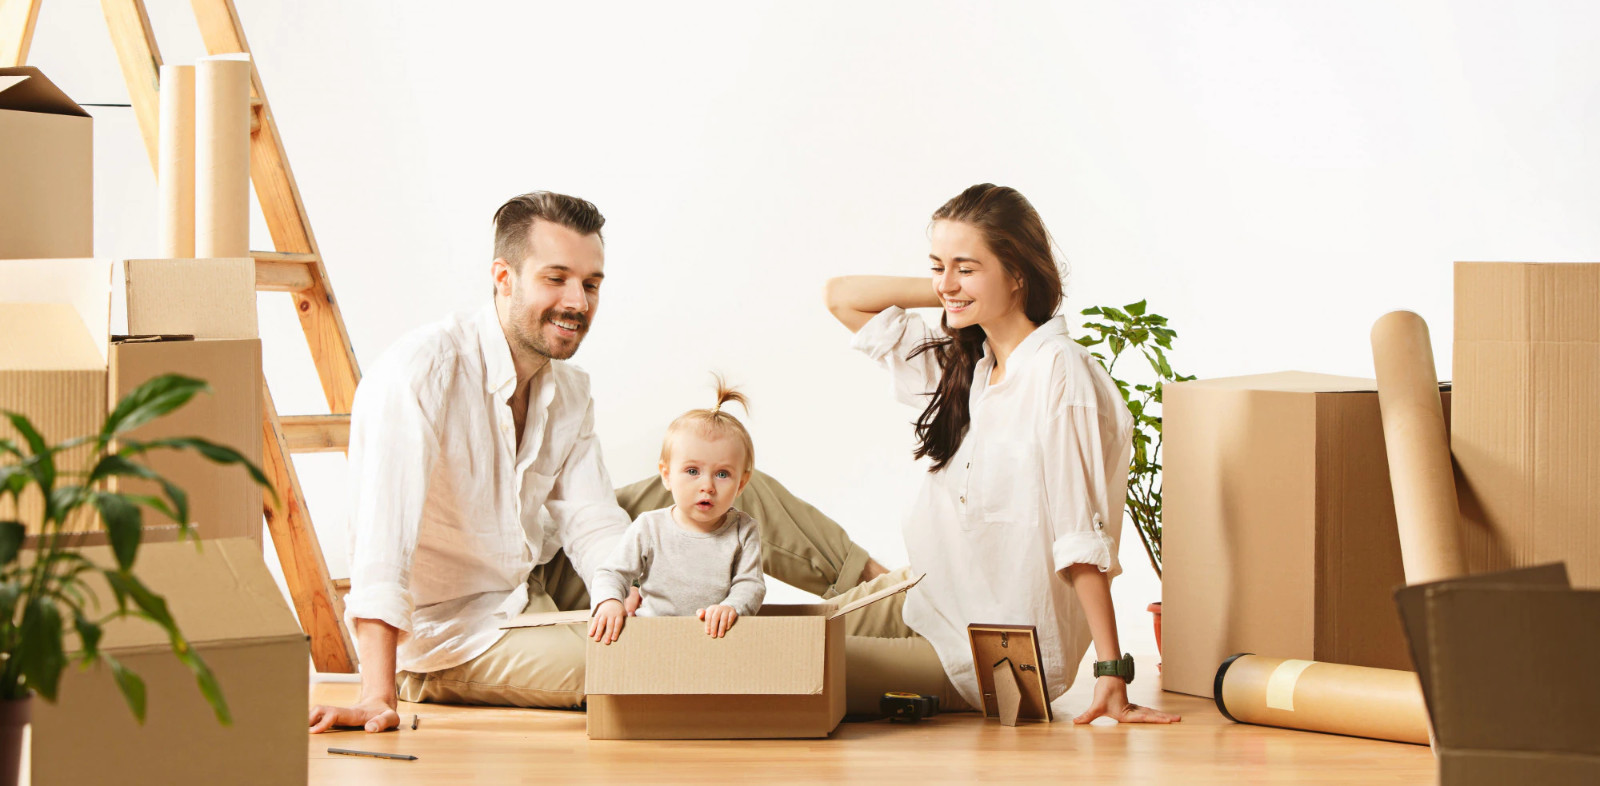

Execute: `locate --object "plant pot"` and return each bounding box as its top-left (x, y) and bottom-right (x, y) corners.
top-left (1147, 601), bottom-right (1163, 671)
top-left (0, 695), bottom-right (29, 786)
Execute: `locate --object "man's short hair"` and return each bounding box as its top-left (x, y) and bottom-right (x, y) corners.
top-left (492, 191), bottom-right (606, 269)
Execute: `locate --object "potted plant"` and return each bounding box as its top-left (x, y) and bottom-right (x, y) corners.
top-left (1074, 301), bottom-right (1193, 659)
top-left (0, 374), bottom-right (270, 786)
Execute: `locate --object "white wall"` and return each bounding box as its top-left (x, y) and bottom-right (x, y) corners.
top-left (24, 1), bottom-right (1600, 666)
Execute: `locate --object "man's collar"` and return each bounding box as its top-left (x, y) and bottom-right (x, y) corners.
top-left (477, 302), bottom-right (518, 395)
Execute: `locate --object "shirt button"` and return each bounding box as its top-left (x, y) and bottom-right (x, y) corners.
top-left (960, 496), bottom-right (966, 504)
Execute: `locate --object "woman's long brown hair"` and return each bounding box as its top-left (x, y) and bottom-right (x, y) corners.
top-left (910, 184), bottom-right (1064, 472)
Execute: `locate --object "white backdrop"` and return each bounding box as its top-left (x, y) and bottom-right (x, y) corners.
top-left (24, 1), bottom-right (1600, 670)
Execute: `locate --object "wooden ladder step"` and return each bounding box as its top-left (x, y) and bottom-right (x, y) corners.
top-left (253, 251), bottom-right (317, 292)
top-left (281, 414), bottom-right (350, 453)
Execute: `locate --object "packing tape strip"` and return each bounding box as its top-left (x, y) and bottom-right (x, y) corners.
top-left (1264, 658), bottom-right (1315, 711)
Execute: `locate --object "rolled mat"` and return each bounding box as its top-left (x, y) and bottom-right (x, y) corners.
top-left (195, 55), bottom-right (252, 259)
top-left (1214, 654), bottom-right (1429, 745)
top-left (158, 64), bottom-right (195, 258)
top-left (1371, 310), bottom-right (1466, 584)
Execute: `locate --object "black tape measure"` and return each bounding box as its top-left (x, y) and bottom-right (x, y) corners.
top-left (881, 692), bottom-right (940, 722)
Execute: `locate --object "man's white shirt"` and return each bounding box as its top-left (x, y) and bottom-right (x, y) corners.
top-left (342, 303), bottom-right (629, 674)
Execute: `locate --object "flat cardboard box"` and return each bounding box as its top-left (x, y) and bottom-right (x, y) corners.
top-left (504, 573), bottom-right (922, 739)
top-left (1452, 262), bottom-right (1600, 587)
top-left (31, 539), bottom-right (309, 785)
top-left (1161, 371), bottom-right (1448, 697)
top-left (0, 68), bottom-right (92, 259)
top-left (0, 260), bottom-right (114, 534)
top-left (1395, 565), bottom-right (1600, 785)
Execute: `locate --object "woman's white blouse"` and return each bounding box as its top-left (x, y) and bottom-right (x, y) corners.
top-left (852, 306), bottom-right (1134, 706)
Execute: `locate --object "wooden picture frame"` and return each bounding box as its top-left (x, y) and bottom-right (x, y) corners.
top-left (967, 623), bottom-right (1053, 723)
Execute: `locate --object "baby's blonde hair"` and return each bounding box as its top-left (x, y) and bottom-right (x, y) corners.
top-left (660, 375), bottom-right (755, 474)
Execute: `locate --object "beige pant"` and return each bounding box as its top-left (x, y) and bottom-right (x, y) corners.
top-left (397, 469), bottom-right (877, 708)
top-left (836, 567), bottom-right (972, 715)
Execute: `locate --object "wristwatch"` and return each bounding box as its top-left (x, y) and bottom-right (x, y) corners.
top-left (1093, 653), bottom-right (1135, 684)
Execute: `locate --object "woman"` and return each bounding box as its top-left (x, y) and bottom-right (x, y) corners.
top-left (824, 184), bottom-right (1178, 724)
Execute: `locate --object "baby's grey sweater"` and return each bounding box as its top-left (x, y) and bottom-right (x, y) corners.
top-left (589, 506), bottom-right (765, 617)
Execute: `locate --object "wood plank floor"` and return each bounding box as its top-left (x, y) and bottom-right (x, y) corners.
top-left (307, 656), bottom-right (1437, 784)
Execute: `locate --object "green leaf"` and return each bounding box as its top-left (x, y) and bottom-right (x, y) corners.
top-left (4, 412), bottom-right (53, 491)
top-left (0, 439), bottom-right (18, 459)
top-left (0, 521), bottom-right (22, 566)
top-left (101, 375), bottom-right (208, 444)
top-left (1080, 306), bottom-right (1103, 316)
top-left (1102, 307), bottom-right (1131, 323)
top-left (1125, 300), bottom-right (1147, 316)
top-left (88, 454), bottom-right (158, 485)
top-left (0, 465), bottom-right (25, 499)
top-left (1108, 336), bottom-right (1126, 355)
top-left (18, 596), bottom-right (67, 701)
top-left (105, 655), bottom-right (148, 724)
top-left (0, 582), bottom-right (19, 626)
top-left (1129, 328), bottom-right (1149, 345)
top-left (93, 494), bottom-right (143, 570)
top-left (1073, 335), bottom-right (1096, 347)
top-left (74, 614), bottom-right (102, 663)
top-left (104, 570), bottom-right (175, 629)
top-left (174, 647), bottom-right (231, 725)
top-left (119, 437), bottom-right (274, 503)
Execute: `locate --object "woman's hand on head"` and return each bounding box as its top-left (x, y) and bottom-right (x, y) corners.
top-left (1072, 676), bottom-right (1182, 725)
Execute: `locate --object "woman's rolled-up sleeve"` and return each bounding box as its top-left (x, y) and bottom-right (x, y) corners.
top-left (1039, 365), bottom-right (1123, 579)
top-left (850, 306), bottom-right (943, 409)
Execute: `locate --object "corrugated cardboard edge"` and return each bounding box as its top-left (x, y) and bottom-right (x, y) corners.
top-left (501, 609), bottom-right (590, 630)
top-left (0, 67), bottom-right (90, 117)
top-left (826, 572), bottom-right (924, 619)
top-left (125, 258), bottom-right (258, 340)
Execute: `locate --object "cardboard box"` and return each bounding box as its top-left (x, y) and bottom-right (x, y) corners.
top-left (1452, 262), bottom-right (1600, 587)
top-left (1395, 564), bottom-right (1600, 785)
top-left (504, 574), bottom-right (921, 739)
top-left (31, 539), bottom-right (309, 785)
top-left (0, 260), bottom-right (114, 534)
top-left (0, 67), bottom-right (92, 259)
top-left (1161, 372), bottom-right (1449, 698)
top-left (0, 259), bottom-right (263, 543)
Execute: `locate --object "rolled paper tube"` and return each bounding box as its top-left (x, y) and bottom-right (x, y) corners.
top-left (1371, 310), bottom-right (1466, 584)
top-left (195, 55), bottom-right (253, 259)
top-left (1214, 654), bottom-right (1430, 745)
top-left (157, 65), bottom-right (196, 258)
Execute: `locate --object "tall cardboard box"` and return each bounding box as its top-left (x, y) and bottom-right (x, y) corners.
top-left (0, 259), bottom-right (114, 534)
top-left (1395, 565), bottom-right (1600, 785)
top-left (504, 575), bottom-right (920, 739)
top-left (1453, 262), bottom-right (1600, 587)
top-left (1161, 372), bottom-right (1446, 698)
top-left (0, 67), bottom-right (92, 258)
top-left (115, 258), bottom-right (263, 546)
top-left (31, 539), bottom-right (309, 785)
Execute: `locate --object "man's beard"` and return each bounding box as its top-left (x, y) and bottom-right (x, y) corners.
top-left (508, 288), bottom-right (587, 361)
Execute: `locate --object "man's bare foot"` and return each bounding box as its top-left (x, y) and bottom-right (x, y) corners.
top-left (860, 558), bottom-right (889, 584)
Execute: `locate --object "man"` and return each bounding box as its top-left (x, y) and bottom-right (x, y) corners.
top-left (310, 192), bottom-right (883, 732)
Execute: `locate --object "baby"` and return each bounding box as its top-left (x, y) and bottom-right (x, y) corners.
top-left (588, 378), bottom-right (765, 643)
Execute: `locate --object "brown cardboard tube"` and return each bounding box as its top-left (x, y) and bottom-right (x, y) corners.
top-left (158, 65), bottom-right (195, 258)
top-left (1214, 654), bottom-right (1429, 745)
top-left (195, 55), bottom-right (252, 258)
top-left (1371, 310), bottom-right (1466, 584)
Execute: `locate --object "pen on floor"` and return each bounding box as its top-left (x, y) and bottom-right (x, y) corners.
top-left (328, 748), bottom-right (418, 762)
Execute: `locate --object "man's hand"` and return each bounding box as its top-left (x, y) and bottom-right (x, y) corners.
top-left (623, 586), bottom-right (643, 616)
top-left (588, 598), bottom-right (627, 644)
top-left (696, 605), bottom-right (739, 638)
top-left (1072, 675), bottom-right (1182, 725)
top-left (308, 696), bottom-right (400, 734)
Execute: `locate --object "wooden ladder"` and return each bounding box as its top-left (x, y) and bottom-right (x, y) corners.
top-left (2, 0), bottom-right (360, 672)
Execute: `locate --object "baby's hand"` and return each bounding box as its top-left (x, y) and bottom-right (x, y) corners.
top-left (589, 599), bottom-right (626, 644)
top-left (696, 605), bottom-right (739, 638)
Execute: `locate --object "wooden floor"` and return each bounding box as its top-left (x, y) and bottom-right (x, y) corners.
top-left (307, 658), bottom-right (1437, 784)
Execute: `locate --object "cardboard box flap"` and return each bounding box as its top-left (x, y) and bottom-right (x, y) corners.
top-left (61, 539), bottom-right (304, 652)
top-left (0, 304), bottom-right (102, 370)
top-left (0, 66), bottom-right (89, 117)
top-left (501, 609), bottom-right (589, 629)
top-left (125, 259), bottom-right (258, 340)
top-left (0, 259), bottom-right (113, 361)
top-left (1455, 262), bottom-right (1600, 343)
top-left (586, 616), bottom-right (826, 696)
top-left (827, 572), bottom-right (923, 620)
top-left (1396, 565), bottom-right (1600, 758)
top-left (1172, 371), bottom-right (1377, 393)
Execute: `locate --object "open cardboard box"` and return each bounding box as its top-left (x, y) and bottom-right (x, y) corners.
top-left (503, 573), bottom-right (923, 739)
top-left (31, 539), bottom-right (309, 785)
top-left (1395, 564), bottom-right (1600, 785)
top-left (0, 258), bottom-right (262, 545)
top-left (0, 67), bottom-right (92, 259)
